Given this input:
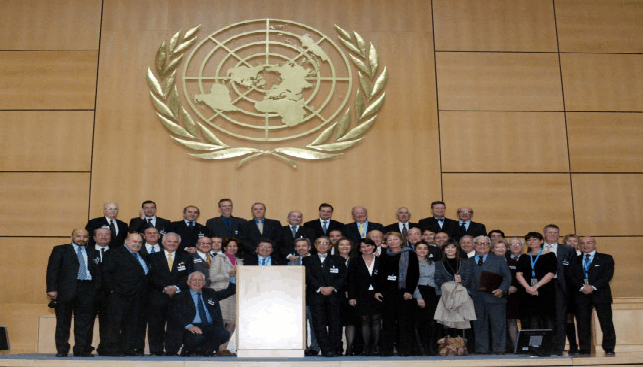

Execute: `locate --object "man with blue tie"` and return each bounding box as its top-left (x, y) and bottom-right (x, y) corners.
top-left (243, 240), bottom-right (286, 265)
top-left (102, 233), bottom-right (150, 356)
top-left (170, 271), bottom-right (236, 356)
top-left (170, 205), bottom-right (210, 250)
top-left (205, 199), bottom-right (245, 238)
top-left (46, 229), bottom-right (100, 357)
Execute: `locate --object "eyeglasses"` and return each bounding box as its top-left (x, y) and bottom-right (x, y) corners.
top-left (474, 242), bottom-right (490, 245)
top-left (510, 243), bottom-right (523, 247)
top-left (457, 210), bottom-right (472, 214)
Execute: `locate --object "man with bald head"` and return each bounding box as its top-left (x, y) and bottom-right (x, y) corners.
top-left (454, 206), bottom-right (487, 242)
top-left (568, 237), bottom-right (616, 356)
top-left (102, 233), bottom-right (150, 356)
top-left (344, 206), bottom-right (384, 244)
top-left (46, 229), bottom-right (101, 357)
top-left (86, 202), bottom-right (129, 247)
top-left (279, 210), bottom-right (315, 261)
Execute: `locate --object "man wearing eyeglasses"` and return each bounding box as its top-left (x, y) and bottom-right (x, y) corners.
top-left (243, 240), bottom-right (286, 266)
top-left (454, 206), bottom-right (487, 242)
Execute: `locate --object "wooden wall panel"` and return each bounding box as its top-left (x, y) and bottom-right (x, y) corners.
top-left (90, 0), bottom-right (441, 225)
top-left (555, 0), bottom-right (643, 53)
top-left (561, 54), bottom-right (643, 112)
top-left (0, 303), bottom-right (50, 353)
top-left (442, 174), bottom-right (574, 237)
top-left (0, 111), bottom-right (93, 172)
top-left (572, 174), bottom-right (643, 236)
top-left (433, 0), bottom-right (557, 52)
top-left (0, 0), bottom-right (102, 50)
top-left (0, 173), bottom-right (90, 236)
top-left (440, 111), bottom-right (569, 172)
top-left (436, 52), bottom-right (563, 111)
top-left (568, 113), bottom-right (643, 173)
top-left (593, 237), bottom-right (643, 298)
top-left (0, 51), bottom-right (98, 110)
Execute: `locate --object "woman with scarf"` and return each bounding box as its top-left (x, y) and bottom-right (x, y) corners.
top-left (374, 232), bottom-right (419, 356)
top-left (208, 237), bottom-right (242, 356)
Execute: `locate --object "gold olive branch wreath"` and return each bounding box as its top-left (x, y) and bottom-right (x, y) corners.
top-left (147, 24), bottom-right (387, 168)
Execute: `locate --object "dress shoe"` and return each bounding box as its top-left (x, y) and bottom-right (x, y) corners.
top-left (217, 350), bottom-right (236, 356)
top-left (577, 349), bottom-right (591, 355)
top-left (304, 349), bottom-right (319, 356)
top-left (322, 350), bottom-right (336, 357)
top-left (55, 352), bottom-right (68, 357)
top-left (605, 350), bottom-right (615, 356)
top-left (568, 347), bottom-right (579, 354)
top-left (74, 352), bottom-right (94, 357)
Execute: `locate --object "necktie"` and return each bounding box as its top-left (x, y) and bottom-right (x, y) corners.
top-left (147, 218), bottom-right (153, 226)
top-left (135, 252), bottom-right (148, 274)
top-left (438, 219), bottom-right (444, 228)
top-left (100, 248), bottom-right (105, 262)
top-left (167, 252), bottom-right (174, 270)
top-left (257, 221), bottom-right (264, 234)
top-left (322, 221), bottom-right (328, 234)
top-left (77, 247), bottom-right (89, 280)
top-left (460, 222), bottom-right (466, 234)
top-left (584, 253), bottom-right (591, 278)
top-left (358, 223), bottom-right (366, 238)
top-left (206, 254), bottom-right (211, 265)
top-left (150, 245), bottom-right (156, 254)
top-left (224, 217), bottom-right (232, 234)
top-left (477, 256), bottom-right (483, 266)
top-left (291, 226), bottom-right (297, 237)
top-left (260, 257), bottom-right (265, 266)
top-left (190, 221), bottom-right (195, 228)
top-left (402, 224), bottom-right (408, 237)
top-left (196, 293), bottom-right (209, 323)
top-left (109, 220), bottom-right (116, 239)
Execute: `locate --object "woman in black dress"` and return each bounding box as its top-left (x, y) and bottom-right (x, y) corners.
top-left (515, 232), bottom-right (557, 330)
top-left (348, 238), bottom-right (381, 355)
top-left (337, 237), bottom-right (357, 355)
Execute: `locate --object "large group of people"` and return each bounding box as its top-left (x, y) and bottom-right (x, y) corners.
top-left (45, 199), bottom-right (616, 358)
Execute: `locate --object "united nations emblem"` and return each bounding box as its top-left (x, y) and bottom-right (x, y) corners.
top-left (147, 19), bottom-right (387, 167)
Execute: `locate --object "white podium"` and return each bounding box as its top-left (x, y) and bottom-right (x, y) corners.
top-left (236, 265), bottom-right (306, 358)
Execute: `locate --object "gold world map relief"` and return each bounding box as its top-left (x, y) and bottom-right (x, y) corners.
top-left (147, 19), bottom-right (388, 168)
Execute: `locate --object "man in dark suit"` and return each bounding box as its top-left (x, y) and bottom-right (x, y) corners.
top-left (170, 205), bottom-right (210, 250)
top-left (468, 235), bottom-right (512, 355)
top-left (146, 232), bottom-right (193, 356)
top-left (303, 203), bottom-right (345, 239)
top-left (46, 229), bottom-right (100, 357)
top-left (205, 198), bottom-right (245, 239)
top-left (543, 224), bottom-right (576, 355)
top-left (88, 227), bottom-right (111, 356)
top-left (383, 206), bottom-right (418, 237)
top-left (568, 236), bottom-right (616, 356)
top-left (454, 206), bottom-right (487, 242)
top-left (140, 226), bottom-right (162, 261)
top-left (344, 206), bottom-right (385, 244)
top-left (239, 202), bottom-right (281, 255)
top-left (279, 211), bottom-right (315, 261)
top-left (190, 237), bottom-right (216, 287)
top-left (85, 201), bottom-right (128, 247)
top-left (418, 201), bottom-right (459, 240)
top-left (169, 271), bottom-right (236, 356)
top-left (243, 240), bottom-right (286, 266)
top-left (128, 200), bottom-right (171, 234)
top-left (303, 237), bottom-right (348, 357)
top-left (101, 233), bottom-right (150, 356)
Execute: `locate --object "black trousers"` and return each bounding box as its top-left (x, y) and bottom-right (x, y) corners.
top-left (54, 281), bottom-right (97, 355)
top-left (146, 291), bottom-right (176, 354)
top-left (553, 279), bottom-right (568, 353)
top-left (380, 289), bottom-right (415, 355)
top-left (93, 289), bottom-right (110, 355)
top-left (309, 292), bottom-right (343, 354)
top-left (575, 296), bottom-right (616, 352)
top-left (182, 322), bottom-right (230, 355)
top-left (104, 290), bottom-right (145, 355)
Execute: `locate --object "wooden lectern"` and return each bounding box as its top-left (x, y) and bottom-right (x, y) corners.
top-left (236, 265), bottom-right (306, 358)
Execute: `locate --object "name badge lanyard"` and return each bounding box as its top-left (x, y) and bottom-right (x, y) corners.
top-left (529, 248), bottom-right (543, 285)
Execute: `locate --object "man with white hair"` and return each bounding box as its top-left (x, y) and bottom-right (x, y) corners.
top-left (86, 202), bottom-right (129, 247)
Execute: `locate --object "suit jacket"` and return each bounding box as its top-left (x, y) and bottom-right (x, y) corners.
top-left (347, 255), bottom-right (380, 299)
top-left (148, 250), bottom-right (193, 293)
top-left (239, 218), bottom-right (282, 255)
top-left (548, 243), bottom-right (575, 294)
top-left (344, 221), bottom-right (385, 244)
top-left (383, 222), bottom-right (419, 234)
top-left (468, 254), bottom-right (511, 304)
top-left (567, 252), bottom-right (614, 304)
top-left (86, 217), bottom-right (129, 247)
top-left (303, 253), bottom-right (348, 301)
top-left (303, 219), bottom-right (345, 239)
top-left (46, 244), bottom-right (101, 303)
top-left (171, 283), bottom-right (236, 329)
top-left (205, 215), bottom-right (245, 238)
top-left (189, 252), bottom-right (215, 286)
top-left (170, 220), bottom-right (210, 249)
top-left (242, 253), bottom-right (287, 266)
top-left (128, 216), bottom-right (172, 234)
top-left (278, 225), bottom-right (315, 259)
top-left (454, 221), bottom-right (487, 241)
top-left (102, 246), bottom-right (150, 296)
top-left (417, 217), bottom-right (459, 239)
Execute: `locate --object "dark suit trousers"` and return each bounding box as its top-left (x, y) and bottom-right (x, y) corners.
top-left (380, 289), bottom-right (415, 355)
top-left (105, 290), bottom-right (145, 354)
top-left (553, 279), bottom-right (568, 353)
top-left (94, 289), bottom-right (110, 354)
top-left (575, 296), bottom-right (616, 352)
top-left (309, 292), bottom-right (343, 354)
top-left (183, 322), bottom-right (230, 355)
top-left (146, 292), bottom-right (175, 354)
top-left (54, 280), bottom-right (97, 354)
top-left (471, 292), bottom-right (506, 354)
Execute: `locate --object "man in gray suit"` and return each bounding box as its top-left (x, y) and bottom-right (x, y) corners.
top-left (468, 235), bottom-right (512, 355)
top-left (543, 224), bottom-right (575, 355)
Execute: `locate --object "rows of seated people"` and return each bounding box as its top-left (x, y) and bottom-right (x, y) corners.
top-left (45, 199), bottom-right (616, 358)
